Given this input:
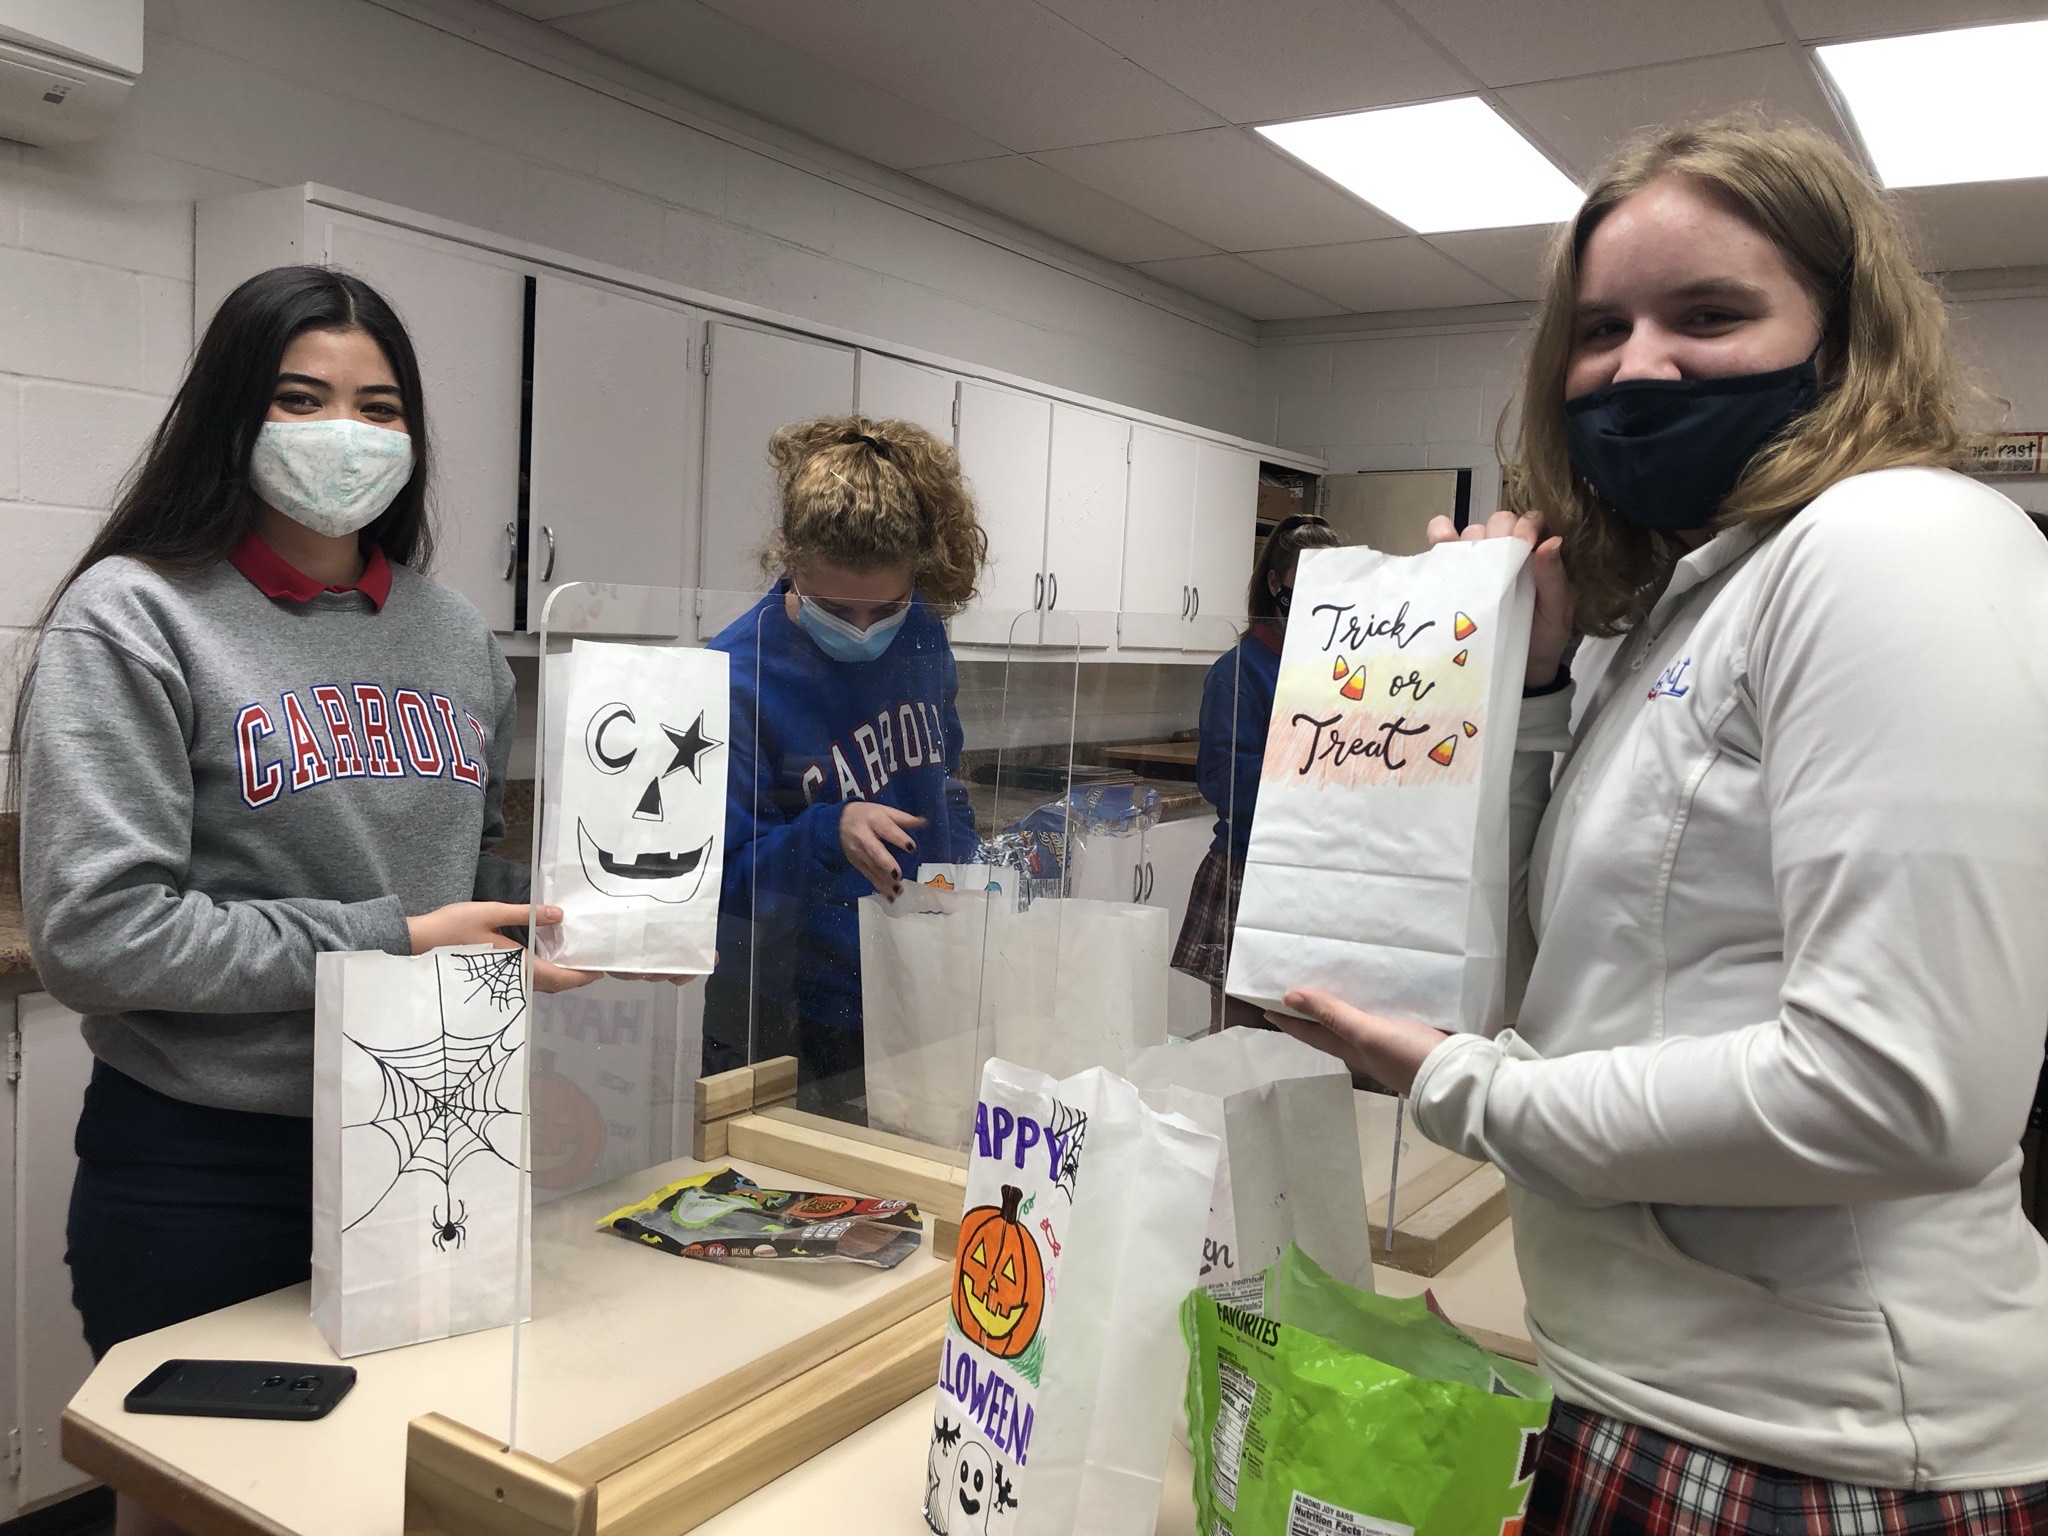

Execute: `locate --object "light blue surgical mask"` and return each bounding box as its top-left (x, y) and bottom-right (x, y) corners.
top-left (794, 591), bottom-right (909, 664)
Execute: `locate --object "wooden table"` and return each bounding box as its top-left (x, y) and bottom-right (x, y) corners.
top-left (64, 1106), bottom-right (1527, 1536)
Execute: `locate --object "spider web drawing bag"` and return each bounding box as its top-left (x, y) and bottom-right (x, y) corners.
top-left (313, 945), bottom-right (528, 1358)
top-left (1225, 539), bottom-right (1532, 1035)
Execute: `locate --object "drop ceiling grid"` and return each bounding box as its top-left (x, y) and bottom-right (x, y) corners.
top-left (514, 0), bottom-right (2048, 321)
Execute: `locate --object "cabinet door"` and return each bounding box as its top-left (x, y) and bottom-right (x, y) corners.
top-left (950, 381), bottom-right (1051, 648)
top-left (12, 995), bottom-right (97, 1508)
top-left (323, 217), bottom-right (525, 631)
top-left (1040, 405), bottom-right (1126, 651)
top-left (528, 276), bottom-right (700, 631)
top-left (1186, 443), bottom-right (1262, 633)
top-left (1117, 427), bottom-right (1199, 651)
top-left (1069, 830), bottom-right (1146, 905)
top-left (1144, 818), bottom-right (1219, 1039)
top-left (697, 323), bottom-right (856, 636)
top-left (855, 351), bottom-right (957, 446)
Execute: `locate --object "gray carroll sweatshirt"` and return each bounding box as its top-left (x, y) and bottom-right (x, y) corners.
top-left (20, 553), bottom-right (525, 1116)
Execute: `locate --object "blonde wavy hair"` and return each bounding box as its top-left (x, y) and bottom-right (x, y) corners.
top-left (1504, 114), bottom-right (1978, 635)
top-left (765, 415), bottom-right (987, 612)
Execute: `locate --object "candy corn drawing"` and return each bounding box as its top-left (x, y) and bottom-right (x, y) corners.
top-left (1454, 613), bottom-right (1477, 640)
top-left (1428, 736), bottom-right (1458, 767)
top-left (1332, 656), bottom-right (1350, 681)
top-left (1340, 668), bottom-right (1368, 701)
top-left (1452, 649), bottom-right (1469, 667)
top-left (1463, 721), bottom-right (1477, 738)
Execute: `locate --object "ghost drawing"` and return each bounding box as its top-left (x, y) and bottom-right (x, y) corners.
top-left (537, 639), bottom-right (730, 974)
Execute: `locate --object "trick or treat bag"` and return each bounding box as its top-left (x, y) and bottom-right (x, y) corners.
top-left (312, 946), bottom-right (528, 1357)
top-left (1226, 538), bottom-right (1533, 1035)
top-left (926, 1060), bottom-right (1219, 1536)
top-left (863, 889), bottom-right (1169, 1152)
top-left (1184, 1244), bottom-right (1551, 1536)
top-left (536, 638), bottom-right (729, 975)
top-left (1126, 1027), bottom-right (1371, 1291)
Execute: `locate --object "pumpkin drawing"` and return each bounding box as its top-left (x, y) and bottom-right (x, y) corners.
top-left (952, 1185), bottom-right (1046, 1358)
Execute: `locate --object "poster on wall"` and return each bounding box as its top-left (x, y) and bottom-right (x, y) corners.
top-left (1963, 431), bottom-right (2047, 478)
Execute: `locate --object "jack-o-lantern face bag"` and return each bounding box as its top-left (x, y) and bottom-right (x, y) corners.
top-left (925, 1059), bottom-right (1220, 1536)
top-left (536, 639), bottom-right (730, 974)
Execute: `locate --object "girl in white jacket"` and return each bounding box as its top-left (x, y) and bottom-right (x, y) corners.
top-left (1275, 117), bottom-right (2048, 1530)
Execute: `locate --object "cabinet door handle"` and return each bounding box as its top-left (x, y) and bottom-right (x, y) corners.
top-left (1033, 571), bottom-right (1044, 610)
top-left (502, 521), bottom-right (517, 581)
top-left (541, 525), bottom-right (557, 583)
top-left (1132, 862), bottom-right (1142, 903)
top-left (1190, 586), bottom-right (1200, 620)
top-left (1180, 584), bottom-right (1190, 618)
top-left (1048, 571), bottom-right (1058, 610)
top-left (1144, 862), bottom-right (1156, 901)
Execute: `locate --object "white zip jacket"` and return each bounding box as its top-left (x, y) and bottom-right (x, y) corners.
top-left (1410, 467), bottom-right (2048, 1489)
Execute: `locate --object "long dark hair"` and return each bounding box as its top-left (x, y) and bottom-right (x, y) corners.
top-left (7, 265), bottom-right (434, 806)
top-left (1247, 513), bottom-right (1339, 618)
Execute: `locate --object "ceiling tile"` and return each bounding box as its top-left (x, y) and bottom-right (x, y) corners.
top-left (1498, 46), bottom-right (1848, 181)
top-left (557, 0), bottom-right (1006, 168)
top-left (1241, 237), bottom-right (1512, 311)
top-left (697, 0), bottom-right (1224, 153)
top-left (1894, 179), bottom-right (2048, 273)
top-left (1781, 0), bottom-right (2048, 41)
top-left (1036, 128), bottom-right (1404, 253)
top-left (1034, 0), bottom-right (1472, 124)
top-left (910, 155), bottom-right (1215, 264)
top-left (1407, 0), bottom-right (1782, 88)
top-left (1425, 225), bottom-right (1562, 301)
top-left (1131, 253), bottom-right (1346, 320)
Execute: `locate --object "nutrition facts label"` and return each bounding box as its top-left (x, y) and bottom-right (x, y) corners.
top-left (1286, 1490), bottom-right (1416, 1536)
top-left (1209, 1361), bottom-right (1259, 1513)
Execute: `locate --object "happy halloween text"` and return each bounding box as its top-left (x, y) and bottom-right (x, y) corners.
top-left (939, 1336), bottom-right (1036, 1465)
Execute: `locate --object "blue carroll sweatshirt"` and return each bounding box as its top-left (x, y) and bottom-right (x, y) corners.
top-left (708, 586), bottom-right (979, 1034)
top-left (1196, 626), bottom-right (1284, 860)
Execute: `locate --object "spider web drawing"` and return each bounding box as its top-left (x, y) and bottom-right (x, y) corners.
top-left (342, 948), bottom-right (527, 1246)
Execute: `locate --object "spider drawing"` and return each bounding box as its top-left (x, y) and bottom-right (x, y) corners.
top-left (431, 1200), bottom-right (469, 1251)
top-left (343, 948), bottom-right (526, 1251)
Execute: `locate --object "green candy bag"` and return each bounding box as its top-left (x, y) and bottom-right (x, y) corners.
top-left (1183, 1245), bottom-right (1552, 1536)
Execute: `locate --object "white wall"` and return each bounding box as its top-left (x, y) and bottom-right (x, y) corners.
top-left (1259, 292), bottom-right (2048, 525)
top-left (0, 0), bottom-right (1267, 789)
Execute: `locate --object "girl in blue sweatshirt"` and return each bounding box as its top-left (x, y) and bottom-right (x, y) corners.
top-left (706, 417), bottom-right (986, 1114)
top-left (1172, 514), bottom-right (1338, 1032)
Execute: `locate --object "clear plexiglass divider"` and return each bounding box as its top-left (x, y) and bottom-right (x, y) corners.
top-left (438, 580), bottom-right (1248, 1518)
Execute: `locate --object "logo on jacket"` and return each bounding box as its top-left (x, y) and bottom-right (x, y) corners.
top-left (799, 700), bottom-right (949, 803)
top-left (1647, 657), bottom-right (1692, 701)
top-left (235, 684), bottom-right (488, 808)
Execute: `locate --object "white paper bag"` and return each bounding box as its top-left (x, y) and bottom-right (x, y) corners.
top-left (536, 639), bottom-right (729, 974)
top-left (1125, 1026), bottom-right (1372, 1290)
top-left (926, 1060), bottom-right (1219, 1536)
top-left (312, 945), bottom-right (526, 1358)
top-left (1226, 538), bottom-right (1533, 1034)
top-left (862, 889), bottom-right (1169, 1151)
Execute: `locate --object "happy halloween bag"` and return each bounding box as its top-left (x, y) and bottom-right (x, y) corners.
top-left (535, 638), bottom-right (730, 974)
top-left (1225, 539), bottom-right (1532, 1035)
top-left (926, 1060), bottom-right (1218, 1536)
top-left (1184, 1244), bottom-right (1551, 1536)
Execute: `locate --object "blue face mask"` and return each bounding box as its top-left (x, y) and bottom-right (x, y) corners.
top-left (794, 592), bottom-right (909, 664)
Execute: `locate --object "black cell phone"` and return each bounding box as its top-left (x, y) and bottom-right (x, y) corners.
top-left (124, 1359), bottom-right (357, 1421)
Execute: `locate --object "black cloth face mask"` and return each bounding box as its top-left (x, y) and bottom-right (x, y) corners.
top-left (1273, 583), bottom-right (1293, 618)
top-left (1564, 356), bottom-right (1820, 533)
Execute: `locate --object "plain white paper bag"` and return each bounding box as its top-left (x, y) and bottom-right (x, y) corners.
top-left (1126, 1026), bottom-right (1372, 1291)
top-left (1226, 538), bottom-right (1533, 1035)
top-left (312, 945), bottom-right (526, 1358)
top-left (536, 638), bottom-right (729, 974)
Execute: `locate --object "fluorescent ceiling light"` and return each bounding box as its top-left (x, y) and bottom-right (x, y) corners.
top-left (1256, 97), bottom-right (1581, 234)
top-left (1819, 19), bottom-right (2048, 188)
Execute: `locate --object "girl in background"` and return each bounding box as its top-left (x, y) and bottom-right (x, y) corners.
top-left (1172, 513), bottom-right (1339, 1033)
top-left (707, 417), bottom-right (986, 1115)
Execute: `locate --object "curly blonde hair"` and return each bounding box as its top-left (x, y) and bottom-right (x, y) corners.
top-left (1504, 114), bottom-right (1978, 635)
top-left (765, 415), bottom-right (988, 612)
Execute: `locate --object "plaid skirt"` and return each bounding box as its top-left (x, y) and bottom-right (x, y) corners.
top-left (1527, 1401), bottom-right (2048, 1536)
top-left (1170, 846), bottom-right (1242, 988)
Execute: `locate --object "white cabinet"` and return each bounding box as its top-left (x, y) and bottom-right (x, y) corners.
top-left (1144, 817), bottom-right (1217, 1040)
top-left (952, 381), bottom-right (1053, 648)
top-left (1118, 431), bottom-right (1261, 653)
top-left (1040, 405), bottom-right (1127, 651)
top-left (528, 276), bottom-right (702, 630)
top-left (855, 351), bottom-right (957, 446)
top-left (1, 990), bottom-right (97, 1517)
top-left (1189, 443), bottom-right (1262, 627)
top-left (696, 322), bottom-right (857, 636)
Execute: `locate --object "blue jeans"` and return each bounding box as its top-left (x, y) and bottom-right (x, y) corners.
top-left (66, 1060), bottom-right (313, 1360)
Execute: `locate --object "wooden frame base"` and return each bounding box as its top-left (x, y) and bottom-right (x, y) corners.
top-left (1369, 1163), bottom-right (1508, 1276)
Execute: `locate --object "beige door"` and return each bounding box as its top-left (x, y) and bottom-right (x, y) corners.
top-left (1320, 468), bottom-right (1469, 555)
